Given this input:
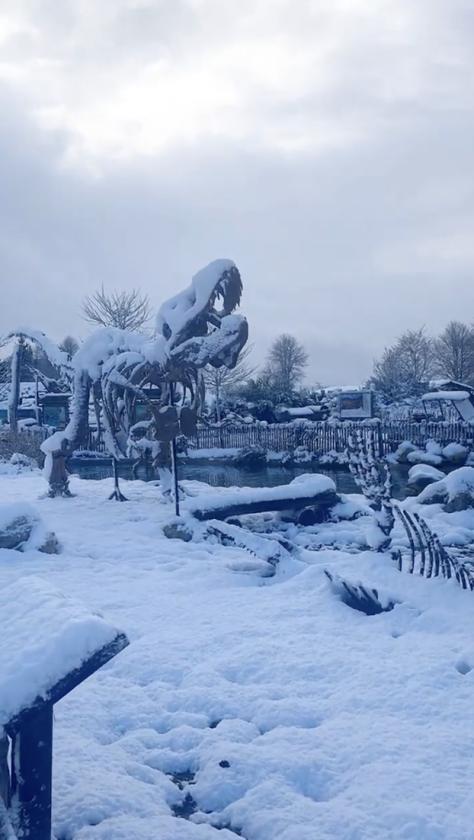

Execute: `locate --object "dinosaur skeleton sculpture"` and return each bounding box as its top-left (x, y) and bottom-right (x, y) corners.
top-left (41, 260), bottom-right (248, 497)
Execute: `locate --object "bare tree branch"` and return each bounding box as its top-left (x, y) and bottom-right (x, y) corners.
top-left (82, 286), bottom-right (151, 331)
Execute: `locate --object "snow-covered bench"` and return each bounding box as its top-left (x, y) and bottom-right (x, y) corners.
top-left (0, 578), bottom-right (129, 840)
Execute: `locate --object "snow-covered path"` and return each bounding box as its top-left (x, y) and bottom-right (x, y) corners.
top-left (1, 470), bottom-right (474, 839)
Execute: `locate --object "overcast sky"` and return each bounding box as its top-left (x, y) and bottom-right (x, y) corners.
top-left (1, 0), bottom-right (474, 385)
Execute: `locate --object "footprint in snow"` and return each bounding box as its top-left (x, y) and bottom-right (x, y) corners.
top-left (455, 658), bottom-right (473, 675)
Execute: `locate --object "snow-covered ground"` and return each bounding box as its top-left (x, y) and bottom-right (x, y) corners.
top-left (1, 469), bottom-right (474, 839)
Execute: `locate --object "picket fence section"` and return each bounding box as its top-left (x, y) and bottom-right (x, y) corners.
top-left (190, 421), bottom-right (474, 456)
top-left (5, 420), bottom-right (473, 459)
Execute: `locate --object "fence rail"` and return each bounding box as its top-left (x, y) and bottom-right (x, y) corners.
top-left (7, 420), bottom-right (473, 460)
top-left (190, 420), bottom-right (474, 455)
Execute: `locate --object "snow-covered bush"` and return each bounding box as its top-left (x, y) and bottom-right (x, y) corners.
top-left (319, 449), bottom-right (348, 466)
top-left (0, 451), bottom-right (39, 476)
top-left (232, 445), bottom-right (267, 468)
top-left (292, 446), bottom-right (313, 464)
top-left (9, 452), bottom-right (37, 470)
top-left (0, 431), bottom-right (43, 466)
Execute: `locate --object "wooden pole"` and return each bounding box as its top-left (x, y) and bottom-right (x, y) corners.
top-left (169, 383), bottom-right (180, 517)
top-left (8, 337), bottom-right (23, 434)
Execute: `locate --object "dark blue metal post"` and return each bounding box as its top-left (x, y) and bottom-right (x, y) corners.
top-left (12, 704), bottom-right (53, 840)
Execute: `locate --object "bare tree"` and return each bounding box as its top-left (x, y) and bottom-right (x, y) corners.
top-left (372, 345), bottom-right (405, 401)
top-left (59, 336), bottom-right (79, 357)
top-left (203, 345), bottom-right (255, 422)
top-left (371, 327), bottom-right (434, 400)
top-left (82, 286), bottom-right (151, 331)
top-left (265, 334), bottom-right (308, 393)
top-left (433, 321), bottom-right (474, 384)
top-left (398, 328), bottom-right (434, 393)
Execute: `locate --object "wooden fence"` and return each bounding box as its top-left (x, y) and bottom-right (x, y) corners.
top-left (190, 421), bottom-right (474, 456)
top-left (13, 419), bottom-right (473, 459)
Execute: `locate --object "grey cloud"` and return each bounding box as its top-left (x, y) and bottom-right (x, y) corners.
top-left (1, 1), bottom-right (474, 385)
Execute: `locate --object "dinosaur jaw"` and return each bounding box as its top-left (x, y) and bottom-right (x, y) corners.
top-left (156, 259), bottom-right (243, 348)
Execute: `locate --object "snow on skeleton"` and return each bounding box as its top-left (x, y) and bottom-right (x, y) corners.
top-left (41, 260), bottom-right (248, 497)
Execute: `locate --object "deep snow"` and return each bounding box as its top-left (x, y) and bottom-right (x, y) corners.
top-left (1, 469), bottom-right (474, 839)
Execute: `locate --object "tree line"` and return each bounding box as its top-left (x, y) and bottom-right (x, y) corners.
top-left (371, 321), bottom-right (474, 401)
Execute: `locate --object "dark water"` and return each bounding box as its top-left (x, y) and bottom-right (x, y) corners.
top-left (69, 459), bottom-right (410, 498)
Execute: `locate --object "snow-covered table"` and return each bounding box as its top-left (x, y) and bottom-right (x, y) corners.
top-left (0, 577), bottom-right (128, 840)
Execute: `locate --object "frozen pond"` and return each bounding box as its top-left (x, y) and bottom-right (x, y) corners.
top-left (69, 458), bottom-right (410, 498)
top-left (70, 458), bottom-right (358, 492)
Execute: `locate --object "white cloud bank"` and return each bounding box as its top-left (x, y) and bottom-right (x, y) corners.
top-left (1, 0), bottom-right (474, 383)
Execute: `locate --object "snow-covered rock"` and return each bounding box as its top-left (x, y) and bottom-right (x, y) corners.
top-left (407, 463), bottom-right (445, 493)
top-left (417, 466), bottom-right (474, 511)
top-left (406, 448), bottom-right (443, 466)
top-left (442, 442), bottom-right (469, 465)
top-left (0, 503), bottom-right (59, 553)
top-left (393, 440), bottom-right (418, 463)
top-left (394, 439), bottom-right (469, 469)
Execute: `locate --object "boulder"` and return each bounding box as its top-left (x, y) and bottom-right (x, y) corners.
top-left (406, 448), bottom-right (443, 467)
top-left (417, 466), bottom-right (474, 512)
top-left (393, 440), bottom-right (418, 463)
top-left (442, 443), bottom-right (469, 466)
top-left (407, 464), bottom-right (445, 494)
top-left (163, 519), bottom-right (194, 542)
top-left (0, 515), bottom-right (32, 549)
top-left (0, 503), bottom-right (59, 553)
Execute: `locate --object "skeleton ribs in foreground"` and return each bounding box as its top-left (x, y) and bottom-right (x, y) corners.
top-left (41, 260), bottom-right (248, 497)
top-left (347, 430), bottom-right (394, 551)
